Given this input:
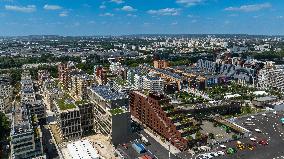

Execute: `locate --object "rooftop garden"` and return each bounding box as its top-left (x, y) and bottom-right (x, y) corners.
top-left (57, 93), bottom-right (76, 110)
top-left (75, 100), bottom-right (88, 105)
top-left (176, 92), bottom-right (207, 104)
top-left (204, 82), bottom-right (258, 100)
top-left (109, 108), bottom-right (124, 115)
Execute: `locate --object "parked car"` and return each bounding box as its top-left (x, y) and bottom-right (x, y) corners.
top-left (258, 140), bottom-right (268, 146)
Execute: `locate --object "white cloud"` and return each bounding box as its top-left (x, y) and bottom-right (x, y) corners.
top-left (110, 0), bottom-right (124, 4)
top-left (121, 6), bottom-right (136, 12)
top-left (277, 16), bottom-right (283, 19)
top-left (143, 22), bottom-right (152, 26)
top-left (59, 11), bottom-right (68, 17)
top-left (100, 13), bottom-right (114, 16)
top-left (100, 5), bottom-right (106, 9)
top-left (88, 21), bottom-right (96, 24)
top-left (176, 0), bottom-right (204, 7)
top-left (127, 14), bottom-right (137, 17)
top-left (171, 22), bottom-right (178, 25)
top-left (5, 5), bottom-right (36, 13)
top-left (225, 3), bottom-right (271, 12)
top-left (187, 14), bottom-right (199, 18)
top-left (147, 8), bottom-right (181, 16)
top-left (43, 4), bottom-right (62, 10)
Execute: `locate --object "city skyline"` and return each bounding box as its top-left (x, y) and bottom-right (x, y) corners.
top-left (0, 0), bottom-right (283, 36)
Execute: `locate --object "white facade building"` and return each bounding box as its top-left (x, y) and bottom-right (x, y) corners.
top-left (258, 63), bottom-right (284, 91)
top-left (143, 76), bottom-right (164, 93)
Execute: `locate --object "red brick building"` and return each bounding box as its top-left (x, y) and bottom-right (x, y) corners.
top-left (130, 91), bottom-right (189, 150)
top-left (153, 60), bottom-right (169, 69)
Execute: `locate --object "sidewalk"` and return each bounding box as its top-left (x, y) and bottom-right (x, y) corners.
top-left (143, 128), bottom-right (181, 154)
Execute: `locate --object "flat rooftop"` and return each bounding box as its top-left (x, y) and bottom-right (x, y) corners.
top-left (90, 85), bottom-right (127, 100)
top-left (67, 140), bottom-right (100, 159)
top-left (56, 98), bottom-right (76, 110)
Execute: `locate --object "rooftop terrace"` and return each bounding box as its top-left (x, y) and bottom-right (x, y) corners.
top-left (56, 93), bottom-right (76, 110)
top-left (57, 99), bottom-right (76, 110)
top-left (109, 108), bottom-right (124, 115)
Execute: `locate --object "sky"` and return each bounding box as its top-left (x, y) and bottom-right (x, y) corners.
top-left (0, 0), bottom-right (283, 36)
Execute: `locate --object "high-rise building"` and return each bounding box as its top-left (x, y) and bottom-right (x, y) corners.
top-left (88, 85), bottom-right (131, 145)
top-left (53, 96), bottom-right (82, 141)
top-left (258, 63), bottom-right (284, 91)
top-left (11, 105), bottom-right (44, 159)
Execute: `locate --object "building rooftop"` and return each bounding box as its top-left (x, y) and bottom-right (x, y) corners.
top-left (56, 98), bottom-right (76, 110)
top-left (12, 105), bottom-right (32, 135)
top-left (90, 85), bottom-right (127, 101)
top-left (109, 108), bottom-right (124, 115)
top-left (67, 140), bottom-right (100, 159)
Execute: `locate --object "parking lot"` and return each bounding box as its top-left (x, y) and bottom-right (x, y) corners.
top-left (196, 111), bottom-right (284, 159)
top-left (116, 130), bottom-right (183, 159)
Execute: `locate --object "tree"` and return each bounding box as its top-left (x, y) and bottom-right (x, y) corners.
top-left (232, 134), bottom-right (238, 140)
top-left (208, 133), bottom-right (215, 139)
top-left (195, 131), bottom-right (202, 140)
top-left (0, 112), bottom-right (10, 141)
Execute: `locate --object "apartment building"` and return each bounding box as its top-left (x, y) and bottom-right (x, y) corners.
top-left (76, 101), bottom-right (94, 135)
top-left (109, 62), bottom-right (123, 75)
top-left (130, 91), bottom-right (189, 150)
top-left (11, 105), bottom-right (44, 159)
top-left (53, 96), bottom-right (82, 141)
top-left (94, 66), bottom-right (109, 85)
top-left (140, 64), bottom-right (182, 90)
top-left (143, 76), bottom-right (164, 93)
top-left (0, 75), bottom-right (13, 97)
top-left (258, 62), bottom-right (284, 91)
top-left (25, 98), bottom-right (46, 124)
top-left (0, 75), bottom-right (13, 112)
top-left (154, 60), bottom-right (169, 69)
top-left (69, 74), bottom-right (94, 101)
top-left (88, 85), bottom-right (131, 145)
top-left (42, 79), bottom-right (64, 110)
top-left (37, 70), bottom-right (50, 86)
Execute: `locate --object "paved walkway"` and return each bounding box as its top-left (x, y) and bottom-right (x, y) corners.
top-left (184, 88), bottom-right (213, 100)
top-left (143, 128), bottom-right (181, 154)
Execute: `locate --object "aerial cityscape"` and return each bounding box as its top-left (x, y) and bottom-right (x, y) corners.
top-left (0, 0), bottom-right (284, 159)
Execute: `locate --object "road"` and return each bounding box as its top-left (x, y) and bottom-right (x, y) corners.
top-left (41, 125), bottom-right (59, 159)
